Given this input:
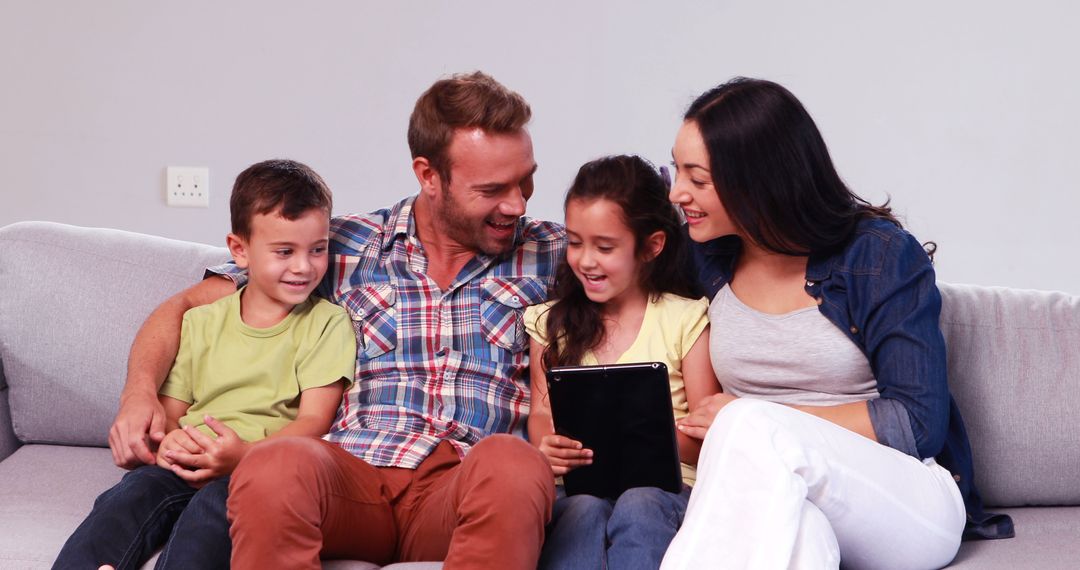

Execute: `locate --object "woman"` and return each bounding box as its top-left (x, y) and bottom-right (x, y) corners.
top-left (661, 78), bottom-right (1012, 569)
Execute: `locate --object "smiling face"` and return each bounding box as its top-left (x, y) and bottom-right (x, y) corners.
top-left (670, 120), bottom-right (738, 242)
top-left (227, 207), bottom-right (330, 324)
top-left (565, 197), bottom-right (662, 310)
top-left (428, 128), bottom-right (537, 256)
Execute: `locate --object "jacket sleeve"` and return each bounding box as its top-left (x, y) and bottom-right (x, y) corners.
top-left (861, 231), bottom-right (950, 460)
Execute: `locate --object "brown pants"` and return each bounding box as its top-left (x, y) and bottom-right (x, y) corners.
top-left (226, 434), bottom-right (555, 570)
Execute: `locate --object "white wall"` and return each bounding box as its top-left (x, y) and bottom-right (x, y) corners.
top-left (2, 1), bottom-right (1077, 293)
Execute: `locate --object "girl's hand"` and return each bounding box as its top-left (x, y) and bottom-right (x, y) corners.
top-left (155, 427), bottom-right (204, 469)
top-left (677, 392), bottom-right (739, 440)
top-left (165, 416), bottom-right (251, 487)
top-left (538, 434), bottom-right (593, 476)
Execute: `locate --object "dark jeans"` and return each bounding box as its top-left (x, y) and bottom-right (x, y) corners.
top-left (53, 465), bottom-right (231, 570)
top-left (539, 485), bottom-right (692, 570)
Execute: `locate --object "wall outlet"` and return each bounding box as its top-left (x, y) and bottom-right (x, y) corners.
top-left (166, 166), bottom-right (210, 208)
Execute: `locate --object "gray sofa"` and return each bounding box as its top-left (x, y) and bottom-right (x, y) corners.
top-left (1, 221), bottom-right (1078, 569)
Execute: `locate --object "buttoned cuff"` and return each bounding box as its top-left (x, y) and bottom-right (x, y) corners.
top-left (867, 397), bottom-right (919, 458)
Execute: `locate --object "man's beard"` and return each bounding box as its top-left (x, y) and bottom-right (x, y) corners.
top-left (436, 185), bottom-right (517, 256)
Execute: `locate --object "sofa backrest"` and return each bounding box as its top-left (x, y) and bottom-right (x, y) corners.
top-left (939, 282), bottom-right (1080, 508)
top-left (0, 221), bottom-right (229, 447)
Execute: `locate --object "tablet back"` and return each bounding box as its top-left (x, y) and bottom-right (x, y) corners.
top-left (546, 362), bottom-right (683, 499)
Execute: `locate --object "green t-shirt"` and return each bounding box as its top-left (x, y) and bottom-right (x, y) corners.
top-left (159, 288), bottom-right (356, 442)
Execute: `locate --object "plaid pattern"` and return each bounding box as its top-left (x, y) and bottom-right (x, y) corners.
top-left (209, 195), bottom-right (565, 468)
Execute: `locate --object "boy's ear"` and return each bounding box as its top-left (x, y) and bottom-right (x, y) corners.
top-left (226, 233), bottom-right (250, 269)
top-left (644, 230), bottom-right (667, 261)
top-left (412, 156), bottom-right (444, 198)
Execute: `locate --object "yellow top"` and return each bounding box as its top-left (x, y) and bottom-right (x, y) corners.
top-left (159, 288), bottom-right (356, 442)
top-left (524, 293), bottom-right (709, 485)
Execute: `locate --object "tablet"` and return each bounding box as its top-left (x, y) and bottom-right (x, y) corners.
top-left (545, 362), bottom-right (683, 499)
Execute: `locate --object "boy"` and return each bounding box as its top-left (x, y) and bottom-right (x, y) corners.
top-left (54, 159), bottom-right (356, 570)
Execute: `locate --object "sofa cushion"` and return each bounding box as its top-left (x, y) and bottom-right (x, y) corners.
top-left (0, 222), bottom-right (229, 446)
top-left (939, 283), bottom-right (1080, 507)
top-left (947, 507), bottom-right (1080, 568)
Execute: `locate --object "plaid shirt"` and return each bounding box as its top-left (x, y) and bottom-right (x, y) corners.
top-left (209, 195), bottom-right (565, 468)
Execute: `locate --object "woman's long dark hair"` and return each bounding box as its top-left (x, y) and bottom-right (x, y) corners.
top-left (684, 77), bottom-right (900, 256)
top-left (542, 155), bottom-right (701, 370)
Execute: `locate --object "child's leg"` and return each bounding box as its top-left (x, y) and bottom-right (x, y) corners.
top-left (154, 477), bottom-right (230, 570)
top-left (538, 492), bottom-right (613, 570)
top-left (605, 486), bottom-right (691, 570)
top-left (53, 466), bottom-right (196, 570)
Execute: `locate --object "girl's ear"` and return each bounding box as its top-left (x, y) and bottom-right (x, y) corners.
top-left (643, 230), bottom-right (667, 261)
top-left (226, 233), bottom-right (250, 269)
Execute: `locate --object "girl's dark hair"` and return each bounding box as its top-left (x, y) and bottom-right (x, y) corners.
top-left (542, 155), bottom-right (701, 369)
top-left (684, 77), bottom-right (899, 255)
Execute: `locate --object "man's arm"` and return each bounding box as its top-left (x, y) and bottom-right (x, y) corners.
top-left (109, 276), bottom-right (235, 468)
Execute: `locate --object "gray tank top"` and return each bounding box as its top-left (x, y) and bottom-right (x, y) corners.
top-left (709, 284), bottom-right (878, 406)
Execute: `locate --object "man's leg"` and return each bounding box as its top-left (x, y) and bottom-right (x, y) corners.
top-left (155, 476), bottom-right (231, 570)
top-left (53, 466), bottom-right (195, 570)
top-left (538, 493), bottom-right (613, 570)
top-left (605, 486), bottom-right (690, 570)
top-left (227, 437), bottom-right (398, 570)
top-left (398, 435), bottom-right (556, 570)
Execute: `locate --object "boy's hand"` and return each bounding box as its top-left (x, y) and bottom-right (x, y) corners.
top-left (155, 428), bottom-right (205, 469)
top-left (165, 416), bottom-right (251, 486)
top-left (538, 434), bottom-right (593, 476)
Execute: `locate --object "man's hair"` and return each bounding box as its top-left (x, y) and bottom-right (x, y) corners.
top-left (230, 159), bottom-right (333, 239)
top-left (407, 71), bottom-right (532, 183)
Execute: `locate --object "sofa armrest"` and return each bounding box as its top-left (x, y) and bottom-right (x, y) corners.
top-left (0, 360), bottom-right (20, 462)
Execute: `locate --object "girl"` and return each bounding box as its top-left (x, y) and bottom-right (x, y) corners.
top-left (525, 155), bottom-right (720, 570)
top-left (662, 78), bottom-right (1012, 569)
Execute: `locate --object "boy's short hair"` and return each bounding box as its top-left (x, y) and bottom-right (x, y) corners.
top-left (230, 159), bottom-right (333, 239)
top-left (407, 71), bottom-right (531, 184)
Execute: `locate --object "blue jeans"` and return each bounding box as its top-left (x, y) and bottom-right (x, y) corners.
top-left (53, 465), bottom-right (231, 570)
top-left (539, 485), bottom-right (691, 570)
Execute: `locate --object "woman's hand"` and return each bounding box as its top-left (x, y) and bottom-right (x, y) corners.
top-left (538, 434), bottom-right (593, 476)
top-left (677, 392), bottom-right (739, 440)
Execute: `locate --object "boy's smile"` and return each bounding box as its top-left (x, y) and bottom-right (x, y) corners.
top-left (227, 208), bottom-right (330, 327)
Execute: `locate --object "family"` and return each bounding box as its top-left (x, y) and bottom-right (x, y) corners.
top-left (55, 71), bottom-right (1011, 570)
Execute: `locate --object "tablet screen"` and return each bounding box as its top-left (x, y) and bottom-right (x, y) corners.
top-left (545, 362), bottom-right (683, 499)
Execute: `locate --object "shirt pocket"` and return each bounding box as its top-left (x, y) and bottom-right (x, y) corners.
top-left (341, 284), bottom-right (397, 361)
top-left (479, 277), bottom-right (548, 353)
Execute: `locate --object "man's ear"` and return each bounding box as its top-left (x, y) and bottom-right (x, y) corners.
top-left (226, 233), bottom-right (250, 269)
top-left (644, 230), bottom-right (667, 261)
top-left (412, 157), bottom-right (444, 199)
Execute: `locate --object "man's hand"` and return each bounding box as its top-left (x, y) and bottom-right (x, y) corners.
top-left (166, 416), bottom-right (251, 486)
top-left (538, 434), bottom-right (593, 476)
top-left (677, 392), bottom-right (739, 440)
top-left (155, 427), bottom-right (205, 469)
top-left (109, 391), bottom-right (167, 469)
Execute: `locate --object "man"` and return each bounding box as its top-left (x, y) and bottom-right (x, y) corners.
top-left (109, 71), bottom-right (565, 569)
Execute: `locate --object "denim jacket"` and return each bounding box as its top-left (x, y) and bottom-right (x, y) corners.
top-left (688, 217), bottom-right (1013, 540)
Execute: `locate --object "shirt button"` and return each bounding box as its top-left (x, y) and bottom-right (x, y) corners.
top-left (849, 325), bottom-right (859, 334)
top-left (816, 297), bottom-right (823, 306)
top-left (953, 474), bottom-right (962, 482)
top-left (806, 280), bottom-right (815, 287)
top-left (511, 295), bottom-right (520, 303)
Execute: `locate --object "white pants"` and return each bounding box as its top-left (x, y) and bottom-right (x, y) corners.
top-left (661, 399), bottom-right (965, 570)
